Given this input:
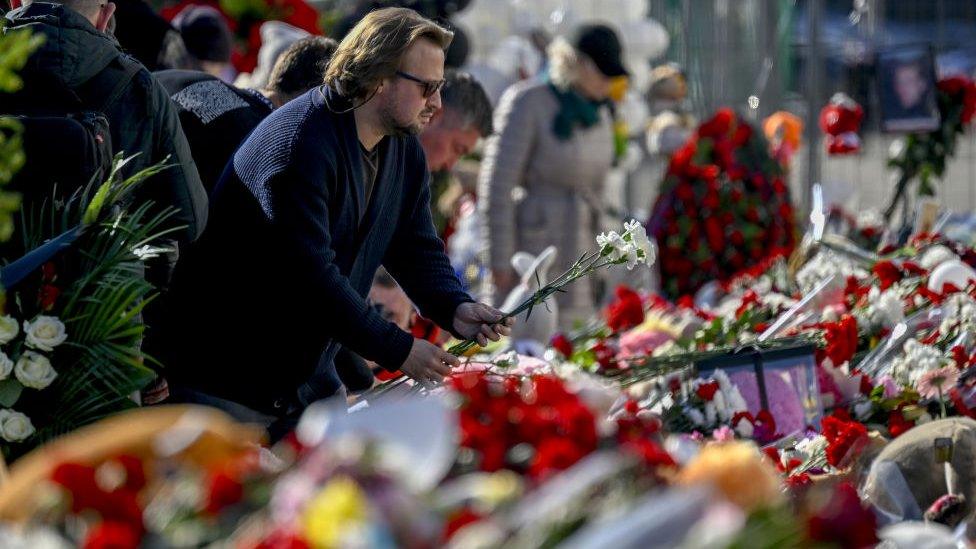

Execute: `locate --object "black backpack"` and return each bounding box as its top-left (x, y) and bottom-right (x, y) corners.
top-left (0, 62), bottom-right (141, 209)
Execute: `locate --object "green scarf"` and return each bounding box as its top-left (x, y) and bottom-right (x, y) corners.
top-left (548, 81), bottom-right (603, 141)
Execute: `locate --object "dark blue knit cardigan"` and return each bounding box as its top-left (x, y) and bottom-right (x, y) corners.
top-left (157, 85), bottom-right (472, 413)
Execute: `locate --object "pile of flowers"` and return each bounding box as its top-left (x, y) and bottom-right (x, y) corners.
top-left (451, 373), bottom-right (599, 480)
top-left (648, 107), bottom-right (797, 298)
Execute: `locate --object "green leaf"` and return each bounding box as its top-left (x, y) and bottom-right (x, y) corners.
top-left (0, 379), bottom-right (24, 407)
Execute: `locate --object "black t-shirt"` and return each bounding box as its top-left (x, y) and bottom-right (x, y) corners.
top-left (155, 69), bottom-right (274, 194)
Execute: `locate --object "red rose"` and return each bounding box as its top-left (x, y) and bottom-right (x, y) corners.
top-left (82, 521), bottom-right (140, 549)
top-left (605, 286), bottom-right (645, 332)
top-left (204, 470), bottom-right (244, 514)
top-left (695, 381), bottom-right (720, 401)
top-left (550, 333), bottom-right (574, 358)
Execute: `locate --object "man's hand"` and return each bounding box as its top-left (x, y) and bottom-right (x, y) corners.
top-left (400, 338), bottom-right (460, 385)
top-left (453, 302), bottom-right (514, 347)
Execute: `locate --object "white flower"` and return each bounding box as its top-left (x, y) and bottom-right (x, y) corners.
top-left (734, 416), bottom-right (754, 438)
top-left (939, 293), bottom-right (976, 336)
top-left (0, 351), bottom-right (13, 381)
top-left (705, 401), bottom-right (717, 425)
top-left (712, 390), bottom-right (728, 421)
top-left (0, 409), bottom-right (34, 442)
top-left (0, 316), bottom-right (19, 345)
top-left (15, 352), bottom-right (57, 390)
top-left (864, 286), bottom-right (905, 329)
top-left (920, 245), bottom-right (958, 270)
top-left (855, 209), bottom-right (885, 231)
top-left (890, 338), bottom-right (946, 386)
top-left (796, 251), bottom-right (867, 295)
top-left (597, 230), bottom-right (625, 258)
top-left (686, 407), bottom-right (706, 426)
top-left (623, 219), bottom-right (656, 266)
top-left (794, 434), bottom-right (827, 462)
top-left (23, 316), bottom-right (67, 352)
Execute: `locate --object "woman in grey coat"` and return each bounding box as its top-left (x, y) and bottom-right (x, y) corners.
top-left (478, 24), bottom-right (627, 329)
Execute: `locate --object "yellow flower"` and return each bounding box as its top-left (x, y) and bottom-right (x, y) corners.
top-left (302, 476), bottom-right (370, 549)
top-left (677, 441), bottom-right (783, 512)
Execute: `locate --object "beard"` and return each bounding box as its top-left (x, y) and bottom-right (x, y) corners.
top-left (379, 100), bottom-right (435, 137)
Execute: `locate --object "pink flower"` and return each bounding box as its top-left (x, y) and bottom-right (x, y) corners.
top-left (712, 425), bottom-right (736, 442)
top-left (878, 375), bottom-right (899, 399)
top-left (917, 367), bottom-right (960, 400)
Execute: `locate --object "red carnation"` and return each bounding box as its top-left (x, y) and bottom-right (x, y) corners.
top-left (821, 415), bottom-right (868, 468)
top-left (872, 260), bottom-right (902, 290)
top-left (695, 381), bottom-right (720, 401)
top-left (605, 286), bottom-right (645, 332)
top-left (592, 341), bottom-right (618, 371)
top-left (550, 333), bottom-right (574, 358)
top-left (529, 437), bottom-right (585, 480)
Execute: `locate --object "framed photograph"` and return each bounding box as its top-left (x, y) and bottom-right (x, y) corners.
top-left (878, 46), bottom-right (941, 133)
top-left (695, 344), bottom-right (822, 437)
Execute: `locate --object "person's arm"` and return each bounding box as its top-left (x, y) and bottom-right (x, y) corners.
top-left (383, 163), bottom-right (473, 338)
top-left (266, 164), bottom-right (416, 371)
top-left (477, 85), bottom-right (538, 282)
top-left (149, 78), bottom-right (209, 243)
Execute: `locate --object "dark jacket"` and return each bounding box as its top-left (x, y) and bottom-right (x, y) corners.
top-left (158, 86), bottom-right (472, 414)
top-left (3, 3), bottom-right (208, 245)
top-left (155, 70), bottom-right (273, 194)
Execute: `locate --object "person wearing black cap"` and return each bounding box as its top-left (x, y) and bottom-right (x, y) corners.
top-left (478, 23), bottom-right (628, 330)
top-left (170, 4), bottom-right (235, 81)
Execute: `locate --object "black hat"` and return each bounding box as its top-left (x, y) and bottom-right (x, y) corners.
top-left (571, 23), bottom-right (628, 78)
top-left (174, 5), bottom-right (233, 63)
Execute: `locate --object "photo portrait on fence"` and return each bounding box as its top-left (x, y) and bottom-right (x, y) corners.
top-left (878, 46), bottom-right (941, 132)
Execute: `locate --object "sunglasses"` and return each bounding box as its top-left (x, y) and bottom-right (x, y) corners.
top-left (395, 70), bottom-right (446, 99)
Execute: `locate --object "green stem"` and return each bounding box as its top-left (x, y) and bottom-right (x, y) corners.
top-left (939, 386), bottom-right (947, 419)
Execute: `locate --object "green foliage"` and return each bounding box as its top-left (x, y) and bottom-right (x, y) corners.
top-left (0, 27), bottom-right (43, 242)
top-left (3, 156), bottom-right (179, 460)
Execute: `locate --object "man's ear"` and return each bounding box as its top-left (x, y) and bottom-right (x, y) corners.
top-left (95, 2), bottom-right (116, 32)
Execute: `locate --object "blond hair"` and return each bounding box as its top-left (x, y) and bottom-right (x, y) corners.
top-left (325, 8), bottom-right (453, 99)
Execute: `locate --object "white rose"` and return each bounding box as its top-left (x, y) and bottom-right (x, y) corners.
top-left (0, 351), bottom-right (13, 381)
top-left (0, 409), bottom-right (34, 442)
top-left (0, 315), bottom-right (19, 345)
top-left (23, 316), bottom-right (67, 352)
top-left (15, 352), bottom-right (57, 390)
